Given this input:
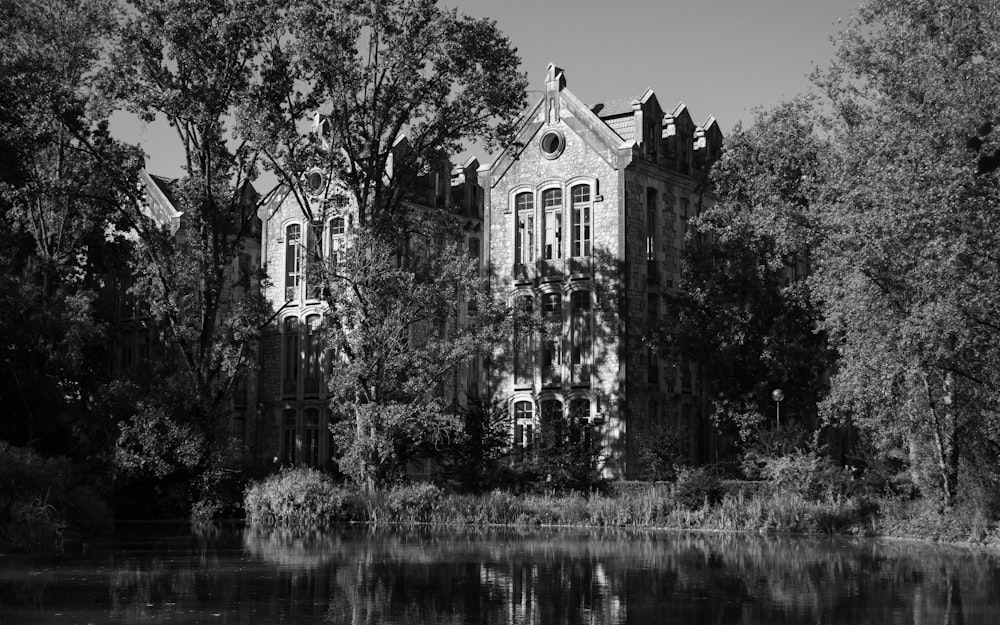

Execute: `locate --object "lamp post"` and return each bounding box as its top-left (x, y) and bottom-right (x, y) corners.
top-left (771, 388), bottom-right (784, 430)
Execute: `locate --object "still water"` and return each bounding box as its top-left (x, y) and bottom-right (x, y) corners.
top-left (1, 524), bottom-right (999, 624)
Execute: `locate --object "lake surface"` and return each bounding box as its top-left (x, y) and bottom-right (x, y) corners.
top-left (2, 524), bottom-right (999, 624)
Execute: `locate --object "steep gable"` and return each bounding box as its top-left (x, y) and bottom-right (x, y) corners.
top-left (489, 63), bottom-right (630, 186)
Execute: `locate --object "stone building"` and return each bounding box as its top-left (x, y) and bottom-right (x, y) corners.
top-left (254, 139), bottom-right (484, 469)
top-left (483, 64), bottom-right (723, 477)
top-left (102, 170), bottom-right (264, 454)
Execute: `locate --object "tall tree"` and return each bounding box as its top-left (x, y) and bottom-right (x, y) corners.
top-left (0, 0), bottom-right (139, 456)
top-left (658, 99), bottom-right (834, 452)
top-left (101, 0), bottom-right (277, 509)
top-left (239, 0), bottom-right (527, 489)
top-left (811, 0), bottom-right (1000, 507)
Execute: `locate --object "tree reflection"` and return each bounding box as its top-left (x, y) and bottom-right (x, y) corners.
top-left (1, 528), bottom-right (999, 624)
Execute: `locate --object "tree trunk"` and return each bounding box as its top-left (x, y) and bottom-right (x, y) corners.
top-left (928, 371), bottom-right (960, 510)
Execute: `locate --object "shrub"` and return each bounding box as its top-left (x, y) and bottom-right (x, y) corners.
top-left (673, 467), bottom-right (724, 510)
top-left (382, 483), bottom-right (443, 523)
top-left (244, 468), bottom-right (355, 528)
top-left (0, 442), bottom-right (112, 551)
top-left (760, 451), bottom-right (856, 501)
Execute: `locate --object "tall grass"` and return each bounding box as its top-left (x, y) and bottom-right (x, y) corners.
top-left (243, 467), bottom-right (893, 537)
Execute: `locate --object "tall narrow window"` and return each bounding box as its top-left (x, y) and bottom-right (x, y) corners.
top-left (540, 399), bottom-right (564, 445)
top-left (329, 217), bottom-right (346, 269)
top-left (569, 398), bottom-right (591, 451)
top-left (542, 188), bottom-right (562, 260)
top-left (306, 223), bottom-right (321, 299)
top-left (570, 290), bottom-right (592, 385)
top-left (281, 408), bottom-right (297, 465)
top-left (513, 400), bottom-right (534, 448)
top-left (285, 224), bottom-right (302, 300)
top-left (513, 295), bottom-right (534, 386)
top-left (570, 184), bottom-right (591, 257)
top-left (541, 292), bottom-right (562, 386)
top-left (304, 314), bottom-right (323, 396)
top-left (646, 188), bottom-right (657, 261)
top-left (679, 198), bottom-right (690, 248)
top-left (303, 408), bottom-right (320, 466)
top-left (514, 192), bottom-right (534, 267)
top-left (283, 317), bottom-right (299, 397)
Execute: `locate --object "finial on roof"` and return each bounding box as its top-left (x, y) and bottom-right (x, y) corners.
top-left (546, 63), bottom-right (566, 91)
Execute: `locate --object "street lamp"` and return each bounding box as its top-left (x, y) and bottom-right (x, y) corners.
top-left (771, 388), bottom-right (785, 430)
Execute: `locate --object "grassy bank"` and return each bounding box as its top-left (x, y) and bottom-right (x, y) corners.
top-left (243, 467), bottom-right (1000, 546)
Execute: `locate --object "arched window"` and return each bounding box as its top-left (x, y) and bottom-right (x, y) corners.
top-left (570, 184), bottom-right (591, 258)
top-left (513, 295), bottom-right (534, 386)
top-left (285, 224), bottom-right (302, 300)
top-left (304, 314), bottom-right (323, 396)
top-left (281, 408), bottom-right (297, 465)
top-left (570, 290), bottom-right (591, 385)
top-left (303, 407), bottom-right (321, 466)
top-left (282, 317), bottom-right (299, 397)
top-left (541, 188), bottom-right (562, 260)
top-left (513, 400), bottom-right (534, 448)
top-left (329, 216), bottom-right (346, 268)
top-left (514, 192), bottom-right (534, 268)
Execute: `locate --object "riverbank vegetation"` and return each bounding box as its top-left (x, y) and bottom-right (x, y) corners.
top-left (242, 464), bottom-right (999, 547)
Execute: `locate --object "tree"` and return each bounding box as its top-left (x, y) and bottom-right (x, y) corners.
top-left (658, 99), bottom-right (834, 455)
top-left (0, 0), bottom-right (140, 460)
top-left (99, 0), bottom-right (278, 510)
top-left (238, 0), bottom-right (527, 489)
top-left (241, 0), bottom-right (526, 232)
top-left (811, 0), bottom-right (1000, 507)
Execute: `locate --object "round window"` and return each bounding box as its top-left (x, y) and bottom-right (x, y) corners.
top-left (539, 129), bottom-right (565, 159)
top-left (306, 171), bottom-right (324, 194)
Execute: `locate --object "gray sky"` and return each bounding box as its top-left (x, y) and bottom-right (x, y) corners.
top-left (113, 0), bottom-right (861, 180)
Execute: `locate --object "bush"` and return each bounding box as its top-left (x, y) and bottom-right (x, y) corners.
top-left (244, 468), bottom-right (356, 527)
top-left (0, 442), bottom-right (112, 551)
top-left (382, 483), bottom-right (443, 523)
top-left (759, 451), bottom-right (856, 501)
top-left (673, 467), bottom-right (724, 510)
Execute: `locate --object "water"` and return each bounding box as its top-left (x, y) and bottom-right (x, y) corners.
top-left (2, 524), bottom-right (999, 624)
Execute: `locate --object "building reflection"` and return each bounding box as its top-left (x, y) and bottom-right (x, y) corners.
top-left (2, 527), bottom-right (997, 624)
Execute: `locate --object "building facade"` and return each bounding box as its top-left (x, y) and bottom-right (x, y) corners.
top-left (484, 64), bottom-right (723, 477)
top-left (254, 143), bottom-right (484, 470)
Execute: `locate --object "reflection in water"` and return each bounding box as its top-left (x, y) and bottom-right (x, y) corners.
top-left (1, 525), bottom-right (998, 624)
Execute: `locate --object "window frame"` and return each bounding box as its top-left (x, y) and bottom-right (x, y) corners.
top-left (513, 190), bottom-right (535, 267)
top-left (541, 187), bottom-right (563, 261)
top-left (285, 222), bottom-right (303, 301)
top-left (570, 183), bottom-right (591, 258)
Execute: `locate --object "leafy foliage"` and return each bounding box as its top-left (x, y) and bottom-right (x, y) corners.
top-left (0, 0), bottom-right (140, 454)
top-left (658, 99), bottom-right (834, 445)
top-left (810, 0), bottom-right (1000, 507)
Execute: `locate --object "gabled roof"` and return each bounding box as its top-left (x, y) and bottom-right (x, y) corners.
top-left (591, 96), bottom-right (639, 119)
top-left (140, 170), bottom-right (183, 233)
top-left (603, 116), bottom-right (636, 142)
top-left (488, 64), bottom-right (632, 185)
